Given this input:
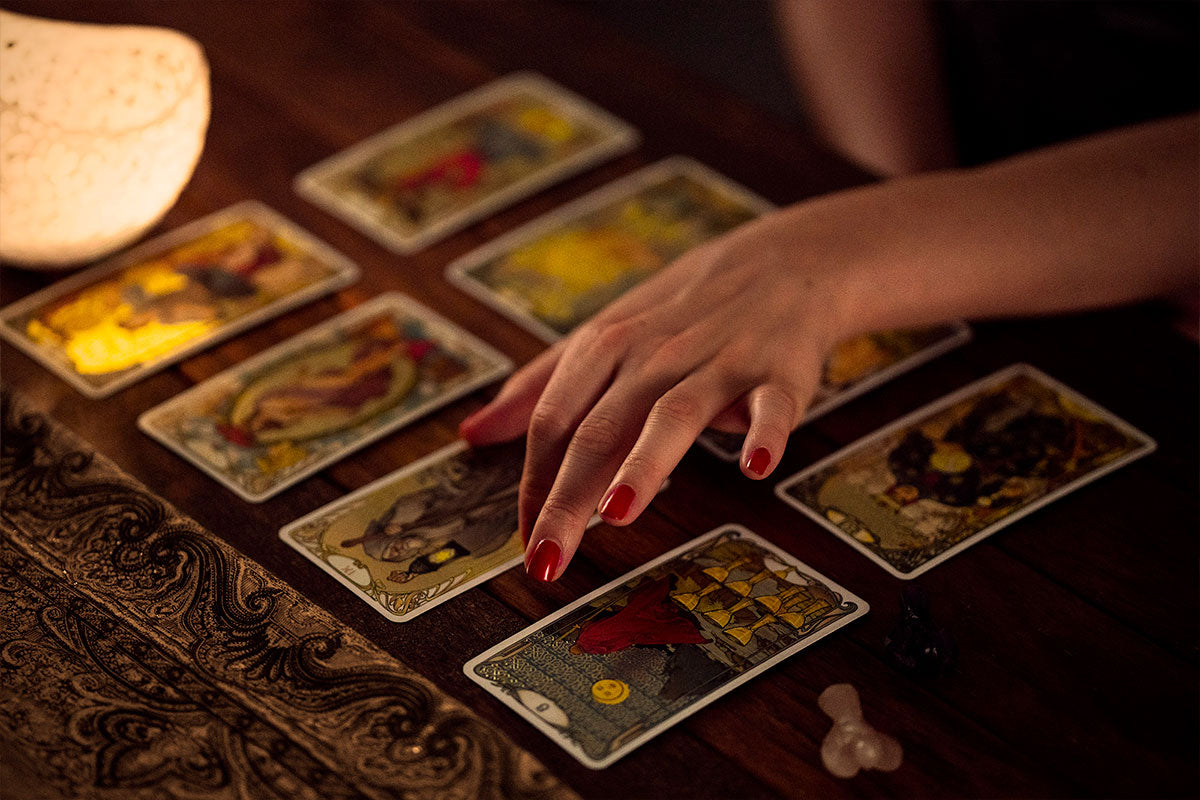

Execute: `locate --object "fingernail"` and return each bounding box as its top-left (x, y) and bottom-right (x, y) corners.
top-left (745, 447), bottom-right (771, 476)
top-left (599, 483), bottom-right (636, 521)
top-left (526, 539), bottom-right (562, 582)
top-left (458, 409), bottom-right (483, 437)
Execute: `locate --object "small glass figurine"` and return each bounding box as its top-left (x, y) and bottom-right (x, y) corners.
top-left (818, 683), bottom-right (904, 779)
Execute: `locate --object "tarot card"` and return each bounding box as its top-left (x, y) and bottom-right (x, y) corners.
top-left (138, 293), bottom-right (512, 502)
top-left (279, 440), bottom-right (526, 622)
top-left (446, 157), bottom-right (772, 340)
top-left (775, 364), bottom-right (1156, 579)
top-left (698, 324), bottom-right (972, 461)
top-left (294, 73), bottom-right (639, 254)
top-left (0, 202), bottom-right (360, 399)
top-left (465, 524), bottom-right (868, 769)
top-left (279, 438), bottom-right (655, 621)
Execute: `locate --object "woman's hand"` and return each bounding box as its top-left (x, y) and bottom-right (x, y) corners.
top-left (459, 113), bottom-right (1199, 582)
top-left (458, 210), bottom-right (856, 581)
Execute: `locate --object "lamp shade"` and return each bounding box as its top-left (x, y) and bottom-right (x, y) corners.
top-left (0, 10), bottom-right (210, 269)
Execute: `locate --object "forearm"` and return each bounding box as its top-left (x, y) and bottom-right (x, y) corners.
top-left (774, 0), bottom-right (955, 176)
top-left (745, 114), bottom-right (1199, 340)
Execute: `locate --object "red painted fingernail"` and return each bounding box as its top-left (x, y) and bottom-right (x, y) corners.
top-left (526, 540), bottom-right (562, 582)
top-left (746, 447), bottom-right (771, 476)
top-left (599, 483), bottom-right (636, 521)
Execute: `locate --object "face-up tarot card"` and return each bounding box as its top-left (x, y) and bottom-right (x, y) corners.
top-left (138, 293), bottom-right (512, 502)
top-left (280, 440), bottom-right (526, 622)
top-left (294, 73), bottom-right (639, 254)
top-left (465, 524), bottom-right (868, 768)
top-left (0, 202), bottom-right (360, 398)
top-left (775, 364), bottom-right (1156, 579)
top-left (280, 437), bottom-right (669, 620)
top-left (445, 157), bottom-right (772, 340)
top-left (698, 324), bottom-right (971, 461)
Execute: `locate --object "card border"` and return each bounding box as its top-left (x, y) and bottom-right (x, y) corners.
top-left (0, 201), bottom-right (361, 399)
top-left (445, 155), bottom-right (776, 343)
top-left (697, 322), bottom-right (973, 461)
top-left (773, 363), bottom-right (1158, 580)
top-left (137, 292), bottom-right (513, 503)
top-left (294, 72), bottom-right (641, 255)
top-left (463, 523), bottom-right (868, 769)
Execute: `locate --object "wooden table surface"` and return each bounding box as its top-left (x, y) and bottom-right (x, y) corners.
top-left (3, 3), bottom-right (1197, 798)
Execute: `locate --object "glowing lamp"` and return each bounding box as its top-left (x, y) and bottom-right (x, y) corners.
top-left (0, 10), bottom-right (210, 269)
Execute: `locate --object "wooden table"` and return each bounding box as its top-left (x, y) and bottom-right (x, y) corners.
top-left (3, 3), bottom-right (1197, 797)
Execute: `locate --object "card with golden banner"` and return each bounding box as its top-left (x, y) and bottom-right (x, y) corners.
top-left (0, 201), bottom-right (359, 398)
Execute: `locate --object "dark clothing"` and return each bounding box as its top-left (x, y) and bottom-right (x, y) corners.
top-left (939, 1), bottom-right (1199, 165)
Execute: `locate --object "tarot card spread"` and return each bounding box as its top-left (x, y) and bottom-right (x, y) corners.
top-left (465, 525), bottom-right (868, 769)
top-left (139, 293), bottom-right (512, 502)
top-left (446, 157), bottom-right (771, 341)
top-left (294, 72), bottom-right (639, 254)
top-left (0, 202), bottom-right (360, 398)
top-left (280, 440), bottom-right (526, 622)
top-left (698, 324), bottom-right (972, 461)
top-left (776, 364), bottom-right (1156, 579)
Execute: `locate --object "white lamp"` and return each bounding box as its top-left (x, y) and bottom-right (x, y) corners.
top-left (0, 9), bottom-right (210, 269)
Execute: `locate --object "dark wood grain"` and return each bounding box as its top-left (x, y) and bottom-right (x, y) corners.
top-left (2, 2), bottom-right (1197, 798)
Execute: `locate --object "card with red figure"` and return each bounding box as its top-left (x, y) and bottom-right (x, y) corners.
top-left (464, 524), bottom-right (867, 768)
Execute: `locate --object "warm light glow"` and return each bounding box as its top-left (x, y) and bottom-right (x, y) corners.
top-left (0, 10), bottom-right (210, 268)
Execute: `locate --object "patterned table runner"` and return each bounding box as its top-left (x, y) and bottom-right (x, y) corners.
top-left (0, 390), bottom-right (576, 800)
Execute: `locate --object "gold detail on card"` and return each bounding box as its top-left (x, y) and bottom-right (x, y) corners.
top-left (591, 679), bottom-right (630, 705)
top-left (726, 614), bottom-right (777, 646)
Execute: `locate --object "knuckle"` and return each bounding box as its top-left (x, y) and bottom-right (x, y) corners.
top-left (757, 384), bottom-right (800, 432)
top-left (570, 410), bottom-right (625, 456)
top-left (594, 319), bottom-right (635, 353)
top-left (649, 390), bottom-right (703, 430)
top-left (650, 329), bottom-right (696, 365)
top-left (621, 448), bottom-right (666, 480)
top-left (528, 400), bottom-right (572, 442)
top-left (538, 492), bottom-right (591, 528)
top-left (714, 339), bottom-right (761, 376)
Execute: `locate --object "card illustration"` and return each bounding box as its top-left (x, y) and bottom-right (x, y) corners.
top-left (0, 202), bottom-right (360, 398)
top-left (295, 72), bottom-right (639, 254)
top-left (281, 440), bottom-right (525, 621)
top-left (699, 324), bottom-right (971, 461)
top-left (465, 525), bottom-right (868, 769)
top-left (447, 157), bottom-right (772, 340)
top-left (775, 364), bottom-right (1156, 579)
top-left (139, 293), bottom-right (512, 502)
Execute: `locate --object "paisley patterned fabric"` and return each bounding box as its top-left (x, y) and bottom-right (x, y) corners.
top-left (0, 389), bottom-right (576, 800)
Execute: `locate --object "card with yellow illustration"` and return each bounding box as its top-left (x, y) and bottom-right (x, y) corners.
top-left (775, 364), bottom-right (1155, 579)
top-left (698, 324), bottom-right (971, 461)
top-left (445, 157), bottom-right (773, 340)
top-left (294, 73), bottom-right (639, 254)
top-left (138, 293), bottom-right (512, 502)
top-left (0, 202), bottom-right (360, 398)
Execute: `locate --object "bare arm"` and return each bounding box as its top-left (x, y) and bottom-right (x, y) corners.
top-left (462, 113), bottom-right (1199, 582)
top-left (774, 0), bottom-right (955, 176)
top-left (785, 113), bottom-right (1199, 334)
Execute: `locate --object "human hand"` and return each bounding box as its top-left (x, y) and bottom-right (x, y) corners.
top-left (458, 209), bottom-right (856, 581)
